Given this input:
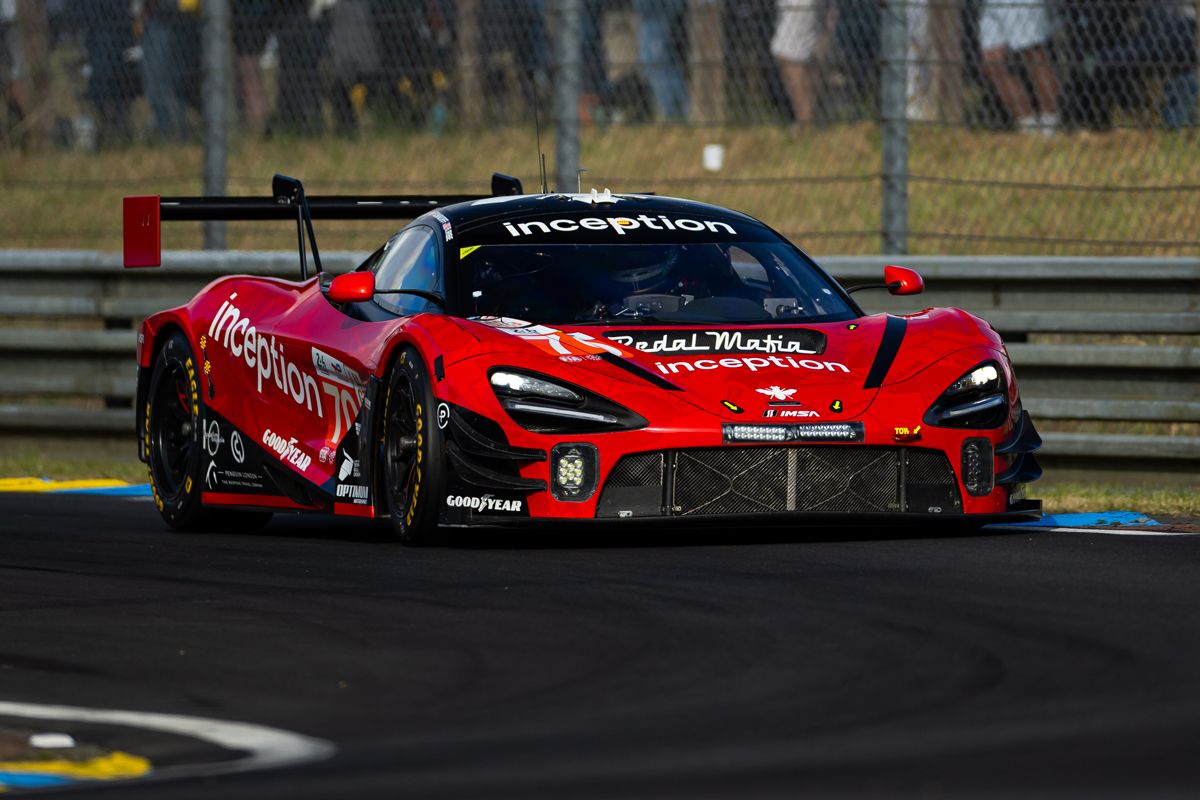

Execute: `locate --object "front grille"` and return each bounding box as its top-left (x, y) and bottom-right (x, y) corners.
top-left (597, 446), bottom-right (961, 518)
top-left (606, 452), bottom-right (664, 489)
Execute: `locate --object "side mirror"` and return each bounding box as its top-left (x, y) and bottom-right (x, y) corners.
top-left (327, 271), bottom-right (375, 303)
top-left (884, 265), bottom-right (924, 295)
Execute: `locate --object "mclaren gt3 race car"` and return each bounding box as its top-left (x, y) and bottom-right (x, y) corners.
top-left (123, 174), bottom-right (1042, 544)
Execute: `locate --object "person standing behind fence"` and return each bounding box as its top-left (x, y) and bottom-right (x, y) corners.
top-left (138, 0), bottom-right (201, 142)
top-left (633, 0), bottom-right (688, 121)
top-left (979, 0), bottom-right (1059, 134)
top-left (771, 0), bottom-right (835, 126)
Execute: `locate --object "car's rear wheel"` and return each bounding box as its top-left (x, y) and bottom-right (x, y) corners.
top-left (381, 346), bottom-right (444, 546)
top-left (146, 330), bottom-right (271, 532)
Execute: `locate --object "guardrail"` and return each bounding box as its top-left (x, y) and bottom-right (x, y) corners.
top-left (1, 251), bottom-right (1197, 483)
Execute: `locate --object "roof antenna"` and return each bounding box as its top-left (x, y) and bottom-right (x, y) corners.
top-left (532, 78), bottom-right (549, 194)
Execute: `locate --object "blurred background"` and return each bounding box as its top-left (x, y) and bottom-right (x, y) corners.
top-left (0, 1), bottom-right (1197, 496)
top-left (0, 0), bottom-right (1197, 256)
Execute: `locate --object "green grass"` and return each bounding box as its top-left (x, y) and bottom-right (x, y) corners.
top-left (2, 123), bottom-right (1197, 255)
top-left (1, 449), bottom-right (1194, 517)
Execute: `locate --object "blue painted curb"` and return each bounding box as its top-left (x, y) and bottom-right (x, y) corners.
top-left (53, 484), bottom-right (154, 497)
top-left (1008, 511), bottom-right (1160, 528)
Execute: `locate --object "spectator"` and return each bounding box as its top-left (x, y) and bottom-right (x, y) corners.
top-left (138, 0), bottom-right (202, 142)
top-left (0, 0), bottom-right (27, 134)
top-left (634, 0), bottom-right (688, 121)
top-left (771, 0), bottom-right (835, 126)
top-left (271, 0), bottom-right (331, 135)
top-left (1065, 0), bottom-right (1195, 130)
top-left (82, 0), bottom-right (139, 145)
top-left (328, 0), bottom-right (380, 135)
top-left (979, 0), bottom-right (1059, 134)
top-left (232, 0), bottom-right (274, 135)
top-left (907, 0), bottom-right (933, 121)
top-left (481, 0), bottom-right (549, 120)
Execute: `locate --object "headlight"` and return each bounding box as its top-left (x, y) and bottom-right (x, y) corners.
top-left (923, 361), bottom-right (1008, 429)
top-left (490, 371), bottom-right (582, 404)
top-left (945, 364), bottom-right (1000, 397)
top-left (488, 367), bottom-right (647, 434)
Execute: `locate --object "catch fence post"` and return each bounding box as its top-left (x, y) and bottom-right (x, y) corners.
top-left (553, 0), bottom-right (583, 194)
top-left (880, 0), bottom-right (909, 255)
top-left (202, 0), bottom-right (230, 251)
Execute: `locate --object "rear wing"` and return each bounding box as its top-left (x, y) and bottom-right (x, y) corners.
top-left (123, 172), bottom-right (524, 276)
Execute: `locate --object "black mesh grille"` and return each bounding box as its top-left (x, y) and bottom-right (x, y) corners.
top-left (606, 452), bottom-right (664, 489)
top-left (674, 446), bottom-right (907, 515)
top-left (597, 446), bottom-right (962, 518)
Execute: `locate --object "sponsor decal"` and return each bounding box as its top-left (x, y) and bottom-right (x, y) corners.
top-left (755, 386), bottom-right (797, 401)
top-left (470, 317), bottom-right (625, 358)
top-left (654, 356), bottom-right (849, 375)
top-left (829, 399), bottom-right (844, 413)
top-left (405, 403), bottom-right (423, 526)
top-left (893, 425), bottom-right (922, 442)
top-left (459, 245), bottom-right (481, 260)
top-left (501, 215), bottom-right (737, 238)
top-left (207, 293), bottom-right (325, 417)
top-left (436, 402), bottom-right (450, 429)
top-left (721, 400), bottom-right (743, 414)
top-left (230, 430), bottom-right (245, 464)
top-left (445, 494), bottom-right (524, 513)
top-left (763, 408), bottom-right (820, 419)
top-left (310, 348), bottom-right (364, 448)
top-left (605, 329), bottom-right (822, 355)
top-left (262, 429), bottom-right (313, 472)
top-left (319, 446), bottom-right (332, 464)
top-left (338, 453), bottom-right (360, 481)
top-left (441, 221), bottom-right (454, 241)
top-left (337, 484), bottom-right (370, 501)
top-left (204, 420), bottom-right (223, 457)
top-left (205, 460), bottom-right (218, 489)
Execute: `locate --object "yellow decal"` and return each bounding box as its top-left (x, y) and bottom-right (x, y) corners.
top-left (406, 404), bottom-right (424, 525)
top-left (199, 335), bottom-right (207, 350)
top-left (0, 478), bottom-right (131, 493)
top-left (846, 324), bottom-right (859, 331)
top-left (459, 245), bottom-right (481, 260)
top-left (184, 475), bottom-right (193, 494)
top-left (829, 399), bottom-right (843, 413)
top-left (0, 751), bottom-right (151, 784)
top-left (185, 358), bottom-right (199, 416)
top-left (721, 400), bottom-right (743, 413)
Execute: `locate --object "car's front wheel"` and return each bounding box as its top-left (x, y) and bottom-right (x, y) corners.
top-left (381, 345), bottom-right (445, 546)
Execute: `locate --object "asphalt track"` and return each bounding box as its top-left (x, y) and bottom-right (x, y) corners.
top-left (2, 493), bottom-right (1200, 798)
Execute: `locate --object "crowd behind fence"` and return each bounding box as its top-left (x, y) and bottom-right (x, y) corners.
top-left (1, 1), bottom-right (1197, 254)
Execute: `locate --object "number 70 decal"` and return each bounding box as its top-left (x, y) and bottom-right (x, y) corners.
top-left (322, 382), bottom-right (362, 444)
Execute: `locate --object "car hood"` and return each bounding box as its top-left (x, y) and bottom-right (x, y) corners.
top-left (455, 313), bottom-right (991, 421)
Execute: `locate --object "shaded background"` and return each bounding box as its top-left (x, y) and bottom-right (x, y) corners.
top-left (0, 0), bottom-right (1197, 255)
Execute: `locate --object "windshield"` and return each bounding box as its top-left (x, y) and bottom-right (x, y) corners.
top-left (463, 242), bottom-right (854, 325)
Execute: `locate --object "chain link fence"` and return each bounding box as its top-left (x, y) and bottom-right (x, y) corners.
top-left (1, 0), bottom-right (1196, 254)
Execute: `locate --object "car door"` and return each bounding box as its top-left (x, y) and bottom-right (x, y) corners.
top-left (253, 225), bottom-right (444, 490)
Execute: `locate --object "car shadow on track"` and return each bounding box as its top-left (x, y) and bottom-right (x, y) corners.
top-left (246, 513), bottom-right (1022, 551)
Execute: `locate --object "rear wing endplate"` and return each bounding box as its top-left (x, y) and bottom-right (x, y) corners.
top-left (123, 172), bottom-right (523, 274)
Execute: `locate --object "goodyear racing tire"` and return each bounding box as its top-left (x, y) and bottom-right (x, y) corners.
top-left (145, 331), bottom-right (271, 532)
top-left (381, 345), bottom-right (445, 546)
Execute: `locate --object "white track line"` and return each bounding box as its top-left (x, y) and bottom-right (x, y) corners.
top-left (0, 700), bottom-right (335, 780)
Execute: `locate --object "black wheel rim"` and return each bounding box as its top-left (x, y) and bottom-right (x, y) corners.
top-left (150, 361), bottom-right (194, 498)
top-left (386, 373), bottom-right (420, 518)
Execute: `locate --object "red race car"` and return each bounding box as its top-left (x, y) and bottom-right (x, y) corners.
top-left (124, 173), bottom-right (1042, 544)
